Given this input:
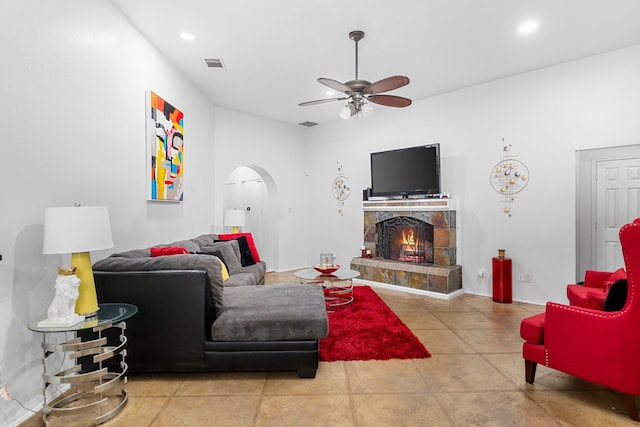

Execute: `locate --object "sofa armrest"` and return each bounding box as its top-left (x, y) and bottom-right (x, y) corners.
top-left (94, 270), bottom-right (211, 372)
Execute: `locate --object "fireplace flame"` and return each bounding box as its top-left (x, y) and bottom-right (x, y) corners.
top-left (402, 229), bottom-right (417, 246)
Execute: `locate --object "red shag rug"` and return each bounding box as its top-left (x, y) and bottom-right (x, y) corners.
top-left (319, 286), bottom-right (431, 362)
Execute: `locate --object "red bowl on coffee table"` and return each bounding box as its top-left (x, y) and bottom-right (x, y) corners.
top-left (314, 265), bottom-right (340, 275)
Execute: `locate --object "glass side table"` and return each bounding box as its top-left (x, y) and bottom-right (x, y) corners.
top-left (295, 268), bottom-right (360, 312)
top-left (28, 303), bottom-right (138, 426)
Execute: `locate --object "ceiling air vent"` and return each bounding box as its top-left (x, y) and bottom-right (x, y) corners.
top-left (203, 58), bottom-right (226, 70)
top-left (298, 121), bottom-right (318, 127)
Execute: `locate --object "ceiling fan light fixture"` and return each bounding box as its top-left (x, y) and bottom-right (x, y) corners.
top-left (360, 102), bottom-right (373, 118)
top-left (339, 105), bottom-right (352, 120)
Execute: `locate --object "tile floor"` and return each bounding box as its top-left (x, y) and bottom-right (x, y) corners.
top-left (21, 270), bottom-right (639, 426)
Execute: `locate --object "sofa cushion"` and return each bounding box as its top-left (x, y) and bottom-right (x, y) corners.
top-left (603, 268), bottom-right (626, 292)
top-left (163, 239), bottom-right (201, 254)
top-left (109, 248), bottom-right (151, 258)
top-left (189, 233), bottom-right (219, 249)
top-left (94, 253), bottom-right (225, 313)
top-left (567, 284), bottom-right (606, 310)
top-left (218, 232), bottom-right (261, 262)
top-left (520, 312), bottom-right (545, 344)
top-left (201, 240), bottom-right (243, 274)
top-left (197, 249), bottom-right (228, 269)
top-left (605, 279), bottom-right (628, 311)
top-left (222, 235), bottom-right (255, 266)
top-left (224, 262), bottom-right (266, 287)
top-left (212, 284), bottom-right (329, 341)
top-left (150, 246), bottom-right (189, 257)
top-left (219, 258), bottom-right (230, 281)
top-left (225, 272), bottom-right (258, 287)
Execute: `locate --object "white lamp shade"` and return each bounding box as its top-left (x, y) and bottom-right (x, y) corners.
top-left (43, 206), bottom-right (114, 254)
top-left (224, 209), bottom-right (246, 227)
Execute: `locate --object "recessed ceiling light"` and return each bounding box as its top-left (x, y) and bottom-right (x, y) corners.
top-left (180, 33), bottom-right (195, 41)
top-left (325, 91), bottom-right (335, 96)
top-left (517, 20), bottom-right (539, 36)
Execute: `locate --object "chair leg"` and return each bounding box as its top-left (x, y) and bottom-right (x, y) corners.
top-left (622, 393), bottom-right (639, 421)
top-left (525, 359), bottom-right (537, 384)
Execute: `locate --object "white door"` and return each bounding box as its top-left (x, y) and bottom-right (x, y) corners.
top-left (241, 179), bottom-right (268, 266)
top-left (595, 158), bottom-right (640, 271)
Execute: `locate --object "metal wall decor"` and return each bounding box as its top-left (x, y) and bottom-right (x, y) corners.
top-left (489, 138), bottom-right (529, 217)
top-left (332, 162), bottom-right (351, 215)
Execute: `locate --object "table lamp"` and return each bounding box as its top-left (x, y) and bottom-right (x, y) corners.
top-left (224, 209), bottom-right (246, 233)
top-left (43, 205), bottom-right (113, 317)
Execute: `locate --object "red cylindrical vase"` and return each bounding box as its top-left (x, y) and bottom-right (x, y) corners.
top-left (492, 251), bottom-right (512, 303)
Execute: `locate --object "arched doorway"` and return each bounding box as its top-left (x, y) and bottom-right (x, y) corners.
top-left (223, 165), bottom-right (278, 271)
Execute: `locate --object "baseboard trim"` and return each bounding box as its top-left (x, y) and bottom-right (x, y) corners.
top-left (354, 279), bottom-right (465, 300)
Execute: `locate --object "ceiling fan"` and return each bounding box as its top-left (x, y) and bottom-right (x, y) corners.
top-left (299, 30), bottom-right (412, 120)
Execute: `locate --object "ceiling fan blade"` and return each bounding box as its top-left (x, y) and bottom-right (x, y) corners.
top-left (317, 78), bottom-right (354, 95)
top-left (366, 95), bottom-right (412, 108)
top-left (363, 76), bottom-right (410, 94)
top-left (298, 97), bottom-right (347, 106)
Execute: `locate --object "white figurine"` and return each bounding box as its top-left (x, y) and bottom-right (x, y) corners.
top-left (39, 267), bottom-right (84, 327)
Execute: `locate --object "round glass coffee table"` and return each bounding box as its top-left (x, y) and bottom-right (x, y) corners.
top-left (295, 268), bottom-right (360, 311)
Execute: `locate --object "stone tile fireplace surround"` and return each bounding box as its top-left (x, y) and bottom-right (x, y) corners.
top-left (351, 198), bottom-right (462, 297)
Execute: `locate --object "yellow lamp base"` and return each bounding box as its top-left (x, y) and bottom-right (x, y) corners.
top-left (71, 252), bottom-right (99, 317)
top-left (231, 226), bottom-right (241, 233)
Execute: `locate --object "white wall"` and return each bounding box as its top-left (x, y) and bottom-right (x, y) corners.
top-left (305, 44), bottom-right (640, 305)
top-left (0, 2), bottom-right (306, 425)
top-left (0, 2), bottom-right (214, 424)
top-left (212, 108), bottom-right (309, 271)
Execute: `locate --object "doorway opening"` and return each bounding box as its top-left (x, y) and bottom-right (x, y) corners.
top-left (223, 166), bottom-right (278, 271)
top-left (576, 144), bottom-right (640, 279)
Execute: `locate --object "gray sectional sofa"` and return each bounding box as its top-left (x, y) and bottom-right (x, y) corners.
top-left (92, 234), bottom-right (329, 378)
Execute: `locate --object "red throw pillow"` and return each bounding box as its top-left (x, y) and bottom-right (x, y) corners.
top-left (150, 246), bottom-right (189, 257)
top-left (218, 232), bottom-right (261, 262)
top-left (602, 268), bottom-right (626, 292)
top-left (585, 291), bottom-right (606, 311)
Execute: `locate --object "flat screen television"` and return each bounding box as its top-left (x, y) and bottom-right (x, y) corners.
top-left (370, 143), bottom-right (440, 197)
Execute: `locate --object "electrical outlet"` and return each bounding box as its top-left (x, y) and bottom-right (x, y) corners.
top-left (518, 272), bottom-right (532, 283)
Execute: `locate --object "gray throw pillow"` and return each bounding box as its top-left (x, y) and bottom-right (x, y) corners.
top-left (201, 240), bottom-right (242, 275)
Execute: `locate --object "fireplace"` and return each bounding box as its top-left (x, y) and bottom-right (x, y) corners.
top-left (376, 216), bottom-right (434, 264)
top-left (362, 200), bottom-right (456, 267)
top-left (352, 198), bottom-right (462, 296)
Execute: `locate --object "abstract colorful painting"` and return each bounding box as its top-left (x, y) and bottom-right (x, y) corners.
top-left (146, 90), bottom-right (184, 201)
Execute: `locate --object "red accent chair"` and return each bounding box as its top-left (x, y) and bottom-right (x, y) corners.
top-left (566, 268), bottom-right (626, 310)
top-left (520, 220), bottom-right (640, 421)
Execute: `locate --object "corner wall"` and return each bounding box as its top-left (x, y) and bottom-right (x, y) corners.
top-left (305, 44), bottom-right (640, 306)
top-left (0, 2), bottom-right (306, 425)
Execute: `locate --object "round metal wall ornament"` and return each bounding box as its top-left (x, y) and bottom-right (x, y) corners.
top-left (332, 175), bottom-right (351, 201)
top-left (332, 175), bottom-right (351, 215)
top-left (489, 139), bottom-right (529, 217)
